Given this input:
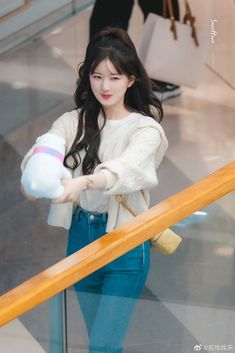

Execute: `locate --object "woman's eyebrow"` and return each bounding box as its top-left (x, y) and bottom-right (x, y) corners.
top-left (92, 70), bottom-right (121, 75)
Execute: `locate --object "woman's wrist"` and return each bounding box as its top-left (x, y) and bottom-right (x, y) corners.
top-left (81, 175), bottom-right (94, 191)
top-left (81, 172), bottom-right (107, 191)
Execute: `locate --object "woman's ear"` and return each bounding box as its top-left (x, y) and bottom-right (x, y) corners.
top-left (127, 75), bottom-right (136, 88)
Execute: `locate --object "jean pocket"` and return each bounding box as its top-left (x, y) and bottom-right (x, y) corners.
top-left (67, 216), bottom-right (88, 254)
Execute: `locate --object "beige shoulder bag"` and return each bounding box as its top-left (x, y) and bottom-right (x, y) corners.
top-left (115, 194), bottom-right (182, 255)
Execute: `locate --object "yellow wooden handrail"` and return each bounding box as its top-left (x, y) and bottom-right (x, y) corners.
top-left (0, 161), bottom-right (235, 327)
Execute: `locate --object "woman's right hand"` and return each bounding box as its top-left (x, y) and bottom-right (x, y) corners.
top-left (20, 184), bottom-right (37, 202)
top-left (52, 176), bottom-right (87, 204)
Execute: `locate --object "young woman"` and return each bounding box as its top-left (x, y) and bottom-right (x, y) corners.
top-left (89, 0), bottom-right (181, 102)
top-left (21, 28), bottom-right (168, 353)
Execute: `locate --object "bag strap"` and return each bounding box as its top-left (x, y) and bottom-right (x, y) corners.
top-left (183, 1), bottom-right (199, 46)
top-left (163, 0), bottom-right (177, 40)
top-left (163, 0), bottom-right (199, 47)
top-left (115, 194), bottom-right (166, 243)
top-left (115, 194), bottom-right (182, 252)
top-left (115, 195), bottom-right (138, 217)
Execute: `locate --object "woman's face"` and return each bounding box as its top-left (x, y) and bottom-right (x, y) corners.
top-left (89, 59), bottom-right (134, 113)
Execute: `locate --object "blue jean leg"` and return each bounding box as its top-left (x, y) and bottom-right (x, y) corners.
top-left (66, 208), bottom-right (106, 336)
top-left (89, 255), bottom-right (150, 353)
top-left (66, 207), bottom-right (151, 353)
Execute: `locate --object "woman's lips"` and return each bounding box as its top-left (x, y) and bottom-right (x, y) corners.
top-left (101, 94), bottom-right (112, 100)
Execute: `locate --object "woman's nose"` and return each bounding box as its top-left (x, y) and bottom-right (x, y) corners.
top-left (101, 78), bottom-right (110, 91)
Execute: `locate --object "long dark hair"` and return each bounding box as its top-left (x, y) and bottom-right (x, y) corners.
top-left (64, 27), bottom-right (163, 174)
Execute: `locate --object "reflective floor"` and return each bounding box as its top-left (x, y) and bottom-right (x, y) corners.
top-left (0, 3), bottom-right (235, 353)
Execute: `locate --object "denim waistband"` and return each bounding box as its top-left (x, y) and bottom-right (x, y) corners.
top-left (74, 206), bottom-right (108, 223)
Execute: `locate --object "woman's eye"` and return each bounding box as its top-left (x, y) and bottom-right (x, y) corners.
top-left (111, 77), bottom-right (120, 80)
top-left (93, 75), bottom-right (101, 79)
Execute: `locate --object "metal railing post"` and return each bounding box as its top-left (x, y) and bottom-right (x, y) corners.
top-left (50, 290), bottom-right (68, 353)
top-left (62, 290), bottom-right (68, 353)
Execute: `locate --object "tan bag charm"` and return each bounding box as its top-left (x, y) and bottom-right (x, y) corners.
top-left (115, 194), bottom-right (182, 255)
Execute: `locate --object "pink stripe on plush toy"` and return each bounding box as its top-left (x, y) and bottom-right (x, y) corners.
top-left (33, 147), bottom-right (64, 162)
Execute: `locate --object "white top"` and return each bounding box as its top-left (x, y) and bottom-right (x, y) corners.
top-left (21, 110), bottom-right (168, 232)
top-left (79, 113), bottom-right (148, 212)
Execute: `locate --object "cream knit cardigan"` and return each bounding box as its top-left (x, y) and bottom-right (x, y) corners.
top-left (21, 110), bottom-right (168, 232)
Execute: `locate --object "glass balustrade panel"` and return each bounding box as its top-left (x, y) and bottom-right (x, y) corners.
top-left (65, 192), bottom-right (235, 353)
top-left (0, 291), bottom-right (67, 353)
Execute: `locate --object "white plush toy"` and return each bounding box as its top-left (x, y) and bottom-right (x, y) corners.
top-left (21, 133), bottom-right (72, 199)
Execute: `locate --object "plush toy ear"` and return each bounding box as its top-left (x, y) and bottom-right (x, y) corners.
top-left (21, 133), bottom-right (71, 199)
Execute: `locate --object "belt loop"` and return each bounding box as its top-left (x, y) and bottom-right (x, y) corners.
top-left (75, 206), bottom-right (82, 220)
top-left (102, 213), bottom-right (108, 222)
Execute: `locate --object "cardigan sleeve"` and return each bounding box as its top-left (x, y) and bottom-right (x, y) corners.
top-left (47, 112), bottom-right (72, 147)
top-left (94, 120), bottom-right (168, 194)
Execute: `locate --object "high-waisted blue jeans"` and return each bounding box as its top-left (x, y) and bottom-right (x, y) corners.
top-left (66, 206), bottom-right (151, 353)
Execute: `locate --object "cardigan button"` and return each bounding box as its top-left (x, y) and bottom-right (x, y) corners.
top-left (89, 215), bottom-right (95, 220)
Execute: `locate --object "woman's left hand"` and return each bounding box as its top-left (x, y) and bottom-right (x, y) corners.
top-left (52, 177), bottom-right (87, 204)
